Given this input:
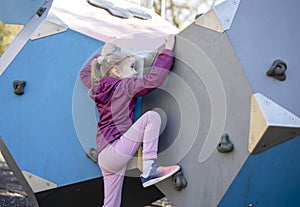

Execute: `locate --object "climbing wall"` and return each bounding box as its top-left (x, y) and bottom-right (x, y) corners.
top-left (143, 22), bottom-right (253, 206)
top-left (142, 0), bottom-right (300, 206)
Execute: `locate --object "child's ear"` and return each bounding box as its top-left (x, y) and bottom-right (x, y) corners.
top-left (111, 67), bottom-right (121, 78)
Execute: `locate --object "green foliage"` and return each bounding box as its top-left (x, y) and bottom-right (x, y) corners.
top-left (152, 0), bottom-right (219, 30)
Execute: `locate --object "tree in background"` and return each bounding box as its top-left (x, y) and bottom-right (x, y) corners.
top-left (152, 0), bottom-right (219, 29)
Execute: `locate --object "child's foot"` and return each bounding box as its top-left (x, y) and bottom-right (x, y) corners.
top-left (141, 163), bottom-right (180, 188)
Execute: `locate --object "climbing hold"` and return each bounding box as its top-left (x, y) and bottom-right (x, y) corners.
top-left (86, 148), bottom-right (98, 164)
top-left (266, 59), bottom-right (287, 81)
top-left (128, 8), bottom-right (152, 20)
top-left (13, 80), bottom-right (26, 95)
top-left (195, 13), bottom-right (203, 19)
top-left (172, 171), bottom-right (187, 191)
top-left (36, 7), bottom-right (46, 17)
top-left (217, 133), bottom-right (234, 153)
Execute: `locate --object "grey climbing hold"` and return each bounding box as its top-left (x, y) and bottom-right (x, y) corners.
top-left (172, 171), bottom-right (187, 191)
top-left (217, 133), bottom-right (234, 153)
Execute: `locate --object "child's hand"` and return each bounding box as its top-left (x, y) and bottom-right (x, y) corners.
top-left (101, 42), bottom-right (116, 56)
top-left (165, 34), bottom-right (176, 51)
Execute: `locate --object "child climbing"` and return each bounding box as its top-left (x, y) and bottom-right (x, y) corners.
top-left (80, 34), bottom-right (180, 207)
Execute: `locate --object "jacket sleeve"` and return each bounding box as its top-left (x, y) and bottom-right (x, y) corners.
top-left (123, 49), bottom-right (174, 97)
top-left (79, 54), bottom-right (101, 88)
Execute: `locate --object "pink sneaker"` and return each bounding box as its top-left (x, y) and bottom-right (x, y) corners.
top-left (141, 163), bottom-right (180, 188)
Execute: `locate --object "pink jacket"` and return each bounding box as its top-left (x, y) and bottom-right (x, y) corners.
top-left (80, 49), bottom-right (174, 152)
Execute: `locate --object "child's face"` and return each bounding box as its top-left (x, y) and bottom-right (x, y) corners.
top-left (118, 57), bottom-right (138, 78)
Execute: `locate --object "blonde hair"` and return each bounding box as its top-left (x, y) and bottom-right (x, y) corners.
top-left (101, 51), bottom-right (134, 77)
top-left (90, 51), bottom-right (135, 84)
top-left (91, 58), bottom-right (101, 85)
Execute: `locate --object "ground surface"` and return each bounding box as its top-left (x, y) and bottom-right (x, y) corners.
top-left (0, 159), bottom-right (32, 207)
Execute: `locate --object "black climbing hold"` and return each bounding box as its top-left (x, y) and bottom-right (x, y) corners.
top-left (13, 80), bottom-right (26, 95)
top-left (217, 133), bottom-right (234, 153)
top-left (172, 171), bottom-right (187, 191)
top-left (266, 59), bottom-right (287, 81)
top-left (36, 7), bottom-right (46, 17)
top-left (195, 13), bottom-right (203, 19)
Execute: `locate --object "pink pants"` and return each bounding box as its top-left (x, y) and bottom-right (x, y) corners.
top-left (98, 111), bottom-right (161, 207)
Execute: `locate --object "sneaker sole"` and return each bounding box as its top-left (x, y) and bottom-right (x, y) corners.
top-left (142, 166), bottom-right (180, 188)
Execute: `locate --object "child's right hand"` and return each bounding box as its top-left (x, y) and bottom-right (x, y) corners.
top-left (165, 34), bottom-right (176, 51)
